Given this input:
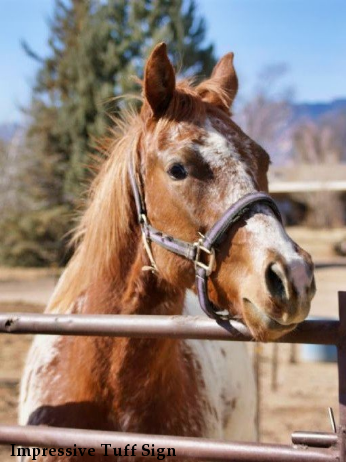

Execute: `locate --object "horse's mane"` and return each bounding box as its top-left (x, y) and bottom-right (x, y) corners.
top-left (47, 105), bottom-right (140, 312)
top-left (48, 79), bottom-right (228, 313)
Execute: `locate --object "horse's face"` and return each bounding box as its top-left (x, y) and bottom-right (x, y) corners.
top-left (141, 44), bottom-right (315, 341)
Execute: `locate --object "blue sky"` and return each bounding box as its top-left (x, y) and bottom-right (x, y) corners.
top-left (0, 0), bottom-right (345, 123)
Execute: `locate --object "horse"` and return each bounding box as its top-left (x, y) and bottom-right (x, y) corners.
top-left (19, 43), bottom-right (316, 461)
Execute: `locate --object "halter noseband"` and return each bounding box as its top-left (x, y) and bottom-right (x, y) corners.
top-left (129, 163), bottom-right (282, 322)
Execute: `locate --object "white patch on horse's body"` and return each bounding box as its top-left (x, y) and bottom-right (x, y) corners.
top-left (19, 334), bottom-right (63, 426)
top-left (183, 290), bottom-right (257, 441)
top-left (19, 285), bottom-right (256, 443)
top-left (19, 287), bottom-right (80, 427)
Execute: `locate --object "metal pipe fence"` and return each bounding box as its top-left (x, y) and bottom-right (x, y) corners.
top-left (0, 313), bottom-right (340, 344)
top-left (0, 425), bottom-right (338, 462)
top-left (0, 291), bottom-right (345, 461)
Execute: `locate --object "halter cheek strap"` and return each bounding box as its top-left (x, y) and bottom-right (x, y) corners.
top-left (129, 163), bottom-right (282, 322)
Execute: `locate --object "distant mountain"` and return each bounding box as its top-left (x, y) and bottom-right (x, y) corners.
top-left (292, 98), bottom-right (346, 122)
top-left (0, 123), bottom-right (20, 142)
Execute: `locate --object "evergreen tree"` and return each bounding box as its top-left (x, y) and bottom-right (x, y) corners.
top-left (28, 0), bottom-right (215, 204)
top-left (1, 0), bottom-right (215, 267)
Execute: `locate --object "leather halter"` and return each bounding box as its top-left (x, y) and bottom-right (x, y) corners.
top-left (129, 163), bottom-right (282, 322)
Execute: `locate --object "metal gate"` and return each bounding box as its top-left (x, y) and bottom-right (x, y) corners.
top-left (0, 292), bottom-right (345, 461)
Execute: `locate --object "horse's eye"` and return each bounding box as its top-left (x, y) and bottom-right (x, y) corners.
top-left (167, 163), bottom-right (188, 180)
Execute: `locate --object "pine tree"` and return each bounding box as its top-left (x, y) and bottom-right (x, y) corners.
top-left (28, 0), bottom-right (215, 204)
top-left (1, 0), bottom-right (215, 266)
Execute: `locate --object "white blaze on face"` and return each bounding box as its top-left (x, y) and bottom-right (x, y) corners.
top-left (245, 207), bottom-right (311, 301)
top-left (199, 117), bottom-right (311, 302)
top-left (198, 118), bottom-right (256, 211)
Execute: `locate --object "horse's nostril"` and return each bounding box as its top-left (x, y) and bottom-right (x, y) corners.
top-left (265, 263), bottom-right (287, 301)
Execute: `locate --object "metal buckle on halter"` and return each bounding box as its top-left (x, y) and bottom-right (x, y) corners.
top-left (193, 238), bottom-right (216, 277)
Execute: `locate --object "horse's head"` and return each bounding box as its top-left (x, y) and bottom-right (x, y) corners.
top-left (137, 43), bottom-right (315, 341)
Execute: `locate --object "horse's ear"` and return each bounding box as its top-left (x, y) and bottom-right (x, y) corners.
top-left (197, 52), bottom-right (238, 110)
top-left (144, 43), bottom-right (176, 117)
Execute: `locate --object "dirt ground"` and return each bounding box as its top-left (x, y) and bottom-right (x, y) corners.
top-left (0, 227), bottom-right (345, 460)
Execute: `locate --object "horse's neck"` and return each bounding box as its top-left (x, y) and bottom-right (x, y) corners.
top-left (54, 237), bottom-right (206, 435)
top-left (83, 247), bottom-right (185, 316)
top-left (80, 248), bottom-right (191, 413)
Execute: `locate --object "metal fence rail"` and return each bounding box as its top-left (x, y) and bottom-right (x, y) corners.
top-left (0, 313), bottom-right (340, 344)
top-left (0, 292), bottom-right (345, 461)
top-left (0, 425), bottom-right (339, 461)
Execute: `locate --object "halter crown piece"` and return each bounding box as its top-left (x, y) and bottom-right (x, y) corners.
top-left (129, 163), bottom-right (282, 323)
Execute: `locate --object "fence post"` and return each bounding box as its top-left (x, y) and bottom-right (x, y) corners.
top-left (338, 291), bottom-right (346, 461)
